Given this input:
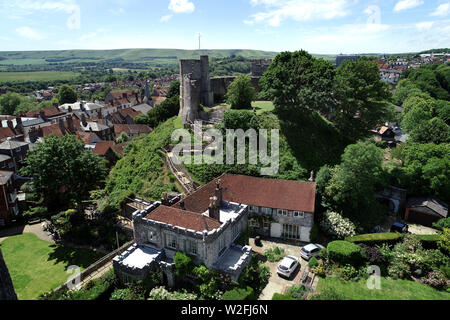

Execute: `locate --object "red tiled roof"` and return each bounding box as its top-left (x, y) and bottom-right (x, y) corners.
top-left (111, 142), bottom-right (130, 155)
top-left (25, 106), bottom-right (63, 118)
top-left (114, 124), bottom-right (151, 135)
top-left (0, 127), bottom-right (18, 140)
top-left (146, 205), bottom-right (222, 232)
top-left (118, 108), bottom-right (142, 119)
top-left (178, 174), bottom-right (316, 213)
top-left (76, 132), bottom-right (100, 144)
top-left (93, 141), bottom-right (115, 156)
top-left (152, 96), bottom-right (166, 106)
top-left (41, 123), bottom-right (65, 137)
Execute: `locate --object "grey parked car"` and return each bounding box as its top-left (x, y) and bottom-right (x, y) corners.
top-left (300, 243), bottom-right (325, 261)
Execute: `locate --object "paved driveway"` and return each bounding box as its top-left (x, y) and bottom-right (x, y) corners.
top-left (250, 238), bottom-right (310, 300)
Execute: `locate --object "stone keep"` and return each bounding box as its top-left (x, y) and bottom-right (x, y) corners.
top-left (179, 56), bottom-right (214, 124)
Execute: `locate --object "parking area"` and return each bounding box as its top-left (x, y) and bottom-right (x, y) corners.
top-left (249, 238), bottom-right (314, 300)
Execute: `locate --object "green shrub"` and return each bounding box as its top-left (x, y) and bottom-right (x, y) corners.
top-left (174, 252), bottom-right (194, 276)
top-left (327, 241), bottom-right (363, 265)
top-left (284, 285), bottom-right (309, 300)
top-left (308, 257), bottom-right (319, 268)
top-left (264, 247), bottom-right (286, 262)
top-left (336, 265), bottom-right (359, 281)
top-left (73, 270), bottom-right (117, 300)
top-left (433, 218), bottom-right (450, 231)
top-left (345, 233), bottom-right (403, 245)
top-left (22, 206), bottom-right (47, 220)
top-left (239, 254), bottom-right (270, 298)
top-left (271, 293), bottom-right (295, 300)
top-left (222, 286), bottom-right (254, 300)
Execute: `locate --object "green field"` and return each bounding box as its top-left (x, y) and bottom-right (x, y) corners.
top-left (0, 71), bottom-right (80, 83)
top-left (316, 277), bottom-right (450, 300)
top-left (0, 233), bottom-right (104, 300)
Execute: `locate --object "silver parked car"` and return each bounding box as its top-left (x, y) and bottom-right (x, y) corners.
top-left (277, 255), bottom-right (300, 278)
top-left (300, 243), bottom-right (325, 261)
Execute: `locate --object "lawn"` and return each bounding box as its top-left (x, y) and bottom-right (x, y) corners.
top-left (252, 101), bottom-right (275, 114)
top-left (0, 71), bottom-right (80, 83)
top-left (316, 277), bottom-right (450, 300)
top-left (0, 233), bottom-right (104, 300)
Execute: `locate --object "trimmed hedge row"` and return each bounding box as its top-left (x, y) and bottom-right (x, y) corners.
top-left (327, 241), bottom-right (363, 265)
top-left (345, 233), bottom-right (443, 248)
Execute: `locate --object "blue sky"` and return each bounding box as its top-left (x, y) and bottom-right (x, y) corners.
top-left (0, 0), bottom-right (449, 54)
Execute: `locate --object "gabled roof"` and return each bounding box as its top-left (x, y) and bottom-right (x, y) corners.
top-left (407, 197), bottom-right (448, 218)
top-left (0, 171), bottom-right (13, 185)
top-left (113, 124), bottom-right (152, 135)
top-left (177, 174), bottom-right (316, 213)
top-left (76, 132), bottom-right (101, 145)
top-left (145, 205), bottom-right (222, 232)
top-left (93, 141), bottom-right (115, 156)
top-left (0, 128), bottom-right (19, 140)
top-left (110, 141), bottom-right (130, 156)
top-left (117, 108), bottom-right (142, 119)
top-left (25, 106), bottom-right (64, 118)
top-left (0, 140), bottom-right (29, 150)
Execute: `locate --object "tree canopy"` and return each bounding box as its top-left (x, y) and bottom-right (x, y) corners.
top-left (260, 50), bottom-right (336, 121)
top-left (56, 84), bottom-right (78, 105)
top-left (333, 58), bottom-right (393, 141)
top-left (20, 135), bottom-right (108, 209)
top-left (225, 75), bottom-right (256, 110)
top-left (323, 141), bottom-right (388, 227)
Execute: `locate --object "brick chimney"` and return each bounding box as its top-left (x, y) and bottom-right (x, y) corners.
top-left (208, 196), bottom-right (220, 221)
top-left (67, 116), bottom-right (74, 133)
top-left (39, 110), bottom-right (45, 120)
top-left (161, 192), bottom-right (169, 206)
top-left (58, 118), bottom-right (66, 135)
top-left (122, 92), bottom-right (127, 100)
top-left (81, 113), bottom-right (87, 127)
top-left (6, 120), bottom-right (14, 131)
top-left (215, 179), bottom-right (222, 205)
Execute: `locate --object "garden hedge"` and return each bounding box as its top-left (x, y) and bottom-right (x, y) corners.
top-left (327, 241), bottom-right (363, 265)
top-left (271, 293), bottom-right (295, 300)
top-left (345, 233), bottom-right (403, 245)
top-left (222, 286), bottom-right (254, 300)
top-left (345, 233), bottom-right (442, 248)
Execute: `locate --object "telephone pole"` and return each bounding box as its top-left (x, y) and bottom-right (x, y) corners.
top-left (197, 32), bottom-right (201, 51)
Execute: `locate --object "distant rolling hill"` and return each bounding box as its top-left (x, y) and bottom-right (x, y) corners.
top-left (0, 48), bottom-right (279, 66)
top-left (0, 48), bottom-right (339, 66)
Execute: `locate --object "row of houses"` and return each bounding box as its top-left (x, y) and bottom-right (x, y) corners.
top-left (0, 87), bottom-right (165, 226)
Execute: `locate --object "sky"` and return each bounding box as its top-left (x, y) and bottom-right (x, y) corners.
top-left (0, 0), bottom-right (449, 54)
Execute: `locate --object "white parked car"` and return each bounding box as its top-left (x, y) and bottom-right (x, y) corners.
top-left (277, 255), bottom-right (300, 278)
top-left (300, 243), bottom-right (325, 261)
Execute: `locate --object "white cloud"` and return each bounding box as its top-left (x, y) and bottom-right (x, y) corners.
top-left (16, 26), bottom-right (46, 40)
top-left (1, 0), bottom-right (81, 29)
top-left (168, 0), bottom-right (195, 14)
top-left (109, 8), bottom-right (125, 15)
top-left (430, 2), bottom-right (450, 17)
top-left (245, 0), bottom-right (351, 27)
top-left (415, 21), bottom-right (434, 31)
top-left (160, 14), bottom-right (173, 22)
top-left (393, 0), bottom-right (424, 12)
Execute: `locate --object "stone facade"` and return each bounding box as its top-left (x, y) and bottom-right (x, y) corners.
top-left (248, 205), bottom-right (314, 242)
top-left (114, 200), bottom-right (252, 285)
top-left (179, 56), bottom-right (214, 124)
top-left (250, 59), bottom-right (273, 77)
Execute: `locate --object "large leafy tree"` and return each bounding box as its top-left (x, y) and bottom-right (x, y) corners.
top-left (324, 141), bottom-right (388, 227)
top-left (0, 92), bottom-right (22, 115)
top-left (56, 84), bottom-right (78, 104)
top-left (20, 135), bottom-right (108, 209)
top-left (167, 80), bottom-right (180, 99)
top-left (333, 58), bottom-right (392, 142)
top-left (391, 143), bottom-right (449, 200)
top-left (226, 75), bottom-right (256, 110)
top-left (260, 50), bottom-right (336, 121)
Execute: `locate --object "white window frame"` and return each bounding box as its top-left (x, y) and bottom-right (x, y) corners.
top-left (186, 239), bottom-right (198, 256)
top-left (278, 209), bottom-right (288, 216)
top-left (293, 211), bottom-right (305, 218)
top-left (261, 207), bottom-right (272, 215)
top-left (165, 234), bottom-right (178, 250)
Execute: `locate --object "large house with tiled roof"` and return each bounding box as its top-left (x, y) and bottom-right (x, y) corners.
top-left (174, 173), bottom-right (316, 241)
top-left (113, 174), bottom-right (316, 286)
